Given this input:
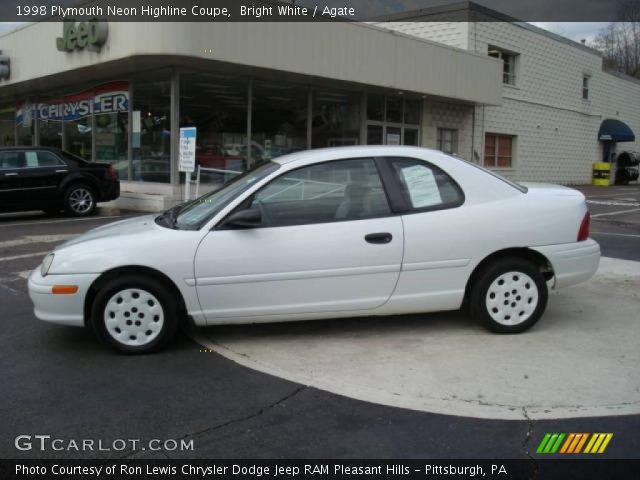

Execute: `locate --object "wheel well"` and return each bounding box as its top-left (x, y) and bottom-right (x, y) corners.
top-left (62, 177), bottom-right (99, 196)
top-left (463, 248), bottom-right (554, 306)
top-left (84, 266), bottom-right (188, 324)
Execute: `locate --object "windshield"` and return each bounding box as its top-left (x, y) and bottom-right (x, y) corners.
top-left (172, 162), bottom-right (280, 230)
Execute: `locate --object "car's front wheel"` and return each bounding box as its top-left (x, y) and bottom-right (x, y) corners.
top-left (90, 275), bottom-right (180, 353)
top-left (470, 257), bottom-right (548, 333)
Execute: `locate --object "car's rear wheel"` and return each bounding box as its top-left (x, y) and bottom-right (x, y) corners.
top-left (90, 275), bottom-right (180, 354)
top-left (64, 183), bottom-right (96, 217)
top-left (470, 257), bottom-right (548, 333)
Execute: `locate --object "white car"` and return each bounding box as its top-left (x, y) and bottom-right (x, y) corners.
top-left (28, 146), bottom-right (600, 353)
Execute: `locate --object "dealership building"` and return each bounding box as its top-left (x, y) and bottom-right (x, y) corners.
top-left (1, 2), bottom-right (639, 210)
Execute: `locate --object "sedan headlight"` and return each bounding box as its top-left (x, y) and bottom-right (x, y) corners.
top-left (41, 253), bottom-right (55, 277)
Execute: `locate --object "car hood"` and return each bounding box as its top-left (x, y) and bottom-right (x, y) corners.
top-left (56, 215), bottom-right (158, 250)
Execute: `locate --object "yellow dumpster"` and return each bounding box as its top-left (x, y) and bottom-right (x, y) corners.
top-left (592, 162), bottom-right (611, 186)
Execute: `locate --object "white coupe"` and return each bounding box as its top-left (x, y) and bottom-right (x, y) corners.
top-left (28, 146), bottom-right (600, 353)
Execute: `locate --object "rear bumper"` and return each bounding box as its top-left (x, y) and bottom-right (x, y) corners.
top-left (99, 180), bottom-right (120, 202)
top-left (28, 269), bottom-right (99, 327)
top-left (531, 239), bottom-right (600, 289)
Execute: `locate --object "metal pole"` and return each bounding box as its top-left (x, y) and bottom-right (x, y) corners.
top-left (307, 88), bottom-right (312, 149)
top-left (170, 69), bottom-right (180, 185)
top-left (246, 77), bottom-right (253, 170)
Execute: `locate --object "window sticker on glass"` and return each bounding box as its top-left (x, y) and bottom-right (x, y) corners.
top-left (401, 165), bottom-right (442, 208)
top-left (26, 152), bottom-right (38, 168)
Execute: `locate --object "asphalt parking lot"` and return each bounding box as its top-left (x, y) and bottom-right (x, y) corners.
top-left (1, 185), bottom-right (639, 460)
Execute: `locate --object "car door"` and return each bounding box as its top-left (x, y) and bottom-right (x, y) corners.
top-left (384, 156), bottom-right (469, 312)
top-left (194, 157), bottom-right (404, 321)
top-left (0, 151), bottom-right (26, 210)
top-left (17, 150), bottom-right (69, 207)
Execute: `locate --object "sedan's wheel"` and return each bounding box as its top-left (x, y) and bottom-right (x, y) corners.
top-left (65, 184), bottom-right (96, 217)
top-left (470, 257), bottom-right (548, 333)
top-left (91, 275), bottom-right (180, 354)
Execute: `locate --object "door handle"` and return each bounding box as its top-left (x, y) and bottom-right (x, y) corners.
top-left (4, 172), bottom-right (18, 176)
top-left (55, 169), bottom-right (68, 173)
top-left (365, 232), bottom-right (393, 244)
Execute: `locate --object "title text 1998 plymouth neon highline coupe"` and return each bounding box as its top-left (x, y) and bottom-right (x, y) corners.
top-left (29, 146), bottom-right (600, 353)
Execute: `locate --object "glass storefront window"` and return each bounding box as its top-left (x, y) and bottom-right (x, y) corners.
top-left (311, 89), bottom-right (361, 148)
top-left (386, 97), bottom-right (403, 123)
top-left (38, 118), bottom-right (62, 148)
top-left (95, 112), bottom-right (129, 179)
top-left (366, 94), bottom-right (384, 122)
top-left (36, 94), bottom-right (62, 148)
top-left (365, 94), bottom-right (421, 145)
top-left (404, 99), bottom-right (421, 125)
top-left (94, 81), bottom-right (130, 179)
top-left (0, 108), bottom-right (15, 146)
top-left (180, 71), bottom-right (247, 189)
top-left (133, 73), bottom-right (171, 183)
top-left (64, 117), bottom-right (91, 159)
top-left (16, 101), bottom-right (33, 146)
top-left (252, 81), bottom-right (307, 164)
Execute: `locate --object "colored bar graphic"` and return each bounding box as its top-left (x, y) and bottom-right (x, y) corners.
top-left (538, 433), bottom-right (613, 454)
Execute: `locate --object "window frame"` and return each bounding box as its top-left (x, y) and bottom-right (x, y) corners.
top-left (582, 74), bottom-right (591, 100)
top-left (436, 128), bottom-right (458, 155)
top-left (31, 150), bottom-right (67, 168)
top-left (219, 156), bottom-right (467, 229)
top-left (488, 46), bottom-right (518, 86)
top-left (219, 157), bottom-right (397, 230)
top-left (483, 133), bottom-right (515, 169)
top-left (0, 151), bottom-right (25, 170)
top-left (380, 156), bottom-right (465, 215)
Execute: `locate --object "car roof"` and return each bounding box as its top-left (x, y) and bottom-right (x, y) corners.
top-left (0, 146), bottom-right (64, 152)
top-left (271, 145), bottom-right (444, 166)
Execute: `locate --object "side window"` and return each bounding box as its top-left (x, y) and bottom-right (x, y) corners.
top-left (252, 158), bottom-right (390, 227)
top-left (389, 158), bottom-right (463, 211)
top-left (34, 151), bottom-right (66, 168)
top-left (22, 151), bottom-right (65, 168)
top-left (0, 151), bottom-right (26, 170)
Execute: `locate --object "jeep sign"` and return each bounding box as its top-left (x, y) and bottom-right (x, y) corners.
top-left (56, 20), bottom-right (108, 52)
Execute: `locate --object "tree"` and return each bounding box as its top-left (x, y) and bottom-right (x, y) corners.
top-left (594, 0), bottom-right (640, 78)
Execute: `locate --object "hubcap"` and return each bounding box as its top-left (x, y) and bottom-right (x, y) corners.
top-left (69, 188), bottom-right (93, 214)
top-left (104, 289), bottom-right (164, 347)
top-left (486, 271), bottom-right (539, 326)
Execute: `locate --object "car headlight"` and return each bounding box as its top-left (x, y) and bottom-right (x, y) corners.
top-left (41, 253), bottom-right (55, 277)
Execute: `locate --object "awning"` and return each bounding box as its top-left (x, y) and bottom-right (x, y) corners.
top-left (598, 118), bottom-right (635, 142)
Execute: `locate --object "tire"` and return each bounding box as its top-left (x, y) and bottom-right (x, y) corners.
top-left (64, 183), bottom-right (97, 217)
top-left (90, 274), bottom-right (181, 354)
top-left (470, 257), bottom-right (548, 334)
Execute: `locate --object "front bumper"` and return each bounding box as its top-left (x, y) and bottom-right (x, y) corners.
top-left (28, 269), bottom-right (99, 327)
top-left (531, 238), bottom-right (601, 289)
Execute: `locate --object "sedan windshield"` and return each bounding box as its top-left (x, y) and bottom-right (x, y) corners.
top-left (166, 162), bottom-right (280, 230)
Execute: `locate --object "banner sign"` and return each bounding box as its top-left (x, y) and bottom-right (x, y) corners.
top-left (16, 81), bottom-right (129, 125)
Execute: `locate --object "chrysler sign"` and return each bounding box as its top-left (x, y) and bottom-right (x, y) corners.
top-left (56, 19), bottom-right (108, 52)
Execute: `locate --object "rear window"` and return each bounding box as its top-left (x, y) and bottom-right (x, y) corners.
top-left (458, 157), bottom-right (528, 193)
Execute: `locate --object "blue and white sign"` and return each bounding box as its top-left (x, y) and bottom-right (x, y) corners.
top-left (179, 127), bottom-right (197, 173)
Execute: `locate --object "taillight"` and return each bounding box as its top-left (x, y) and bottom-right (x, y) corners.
top-left (108, 164), bottom-right (118, 179)
top-left (577, 211), bottom-right (590, 241)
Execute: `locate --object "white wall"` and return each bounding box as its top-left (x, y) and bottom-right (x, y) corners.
top-left (0, 21), bottom-right (502, 106)
top-left (380, 20), bottom-right (640, 184)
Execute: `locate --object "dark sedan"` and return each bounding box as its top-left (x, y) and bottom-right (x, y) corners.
top-left (0, 147), bottom-right (119, 216)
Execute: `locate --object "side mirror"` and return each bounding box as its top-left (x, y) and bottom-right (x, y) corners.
top-left (223, 208), bottom-right (262, 229)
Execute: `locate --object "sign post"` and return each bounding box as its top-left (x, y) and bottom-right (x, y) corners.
top-left (179, 127), bottom-right (196, 202)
